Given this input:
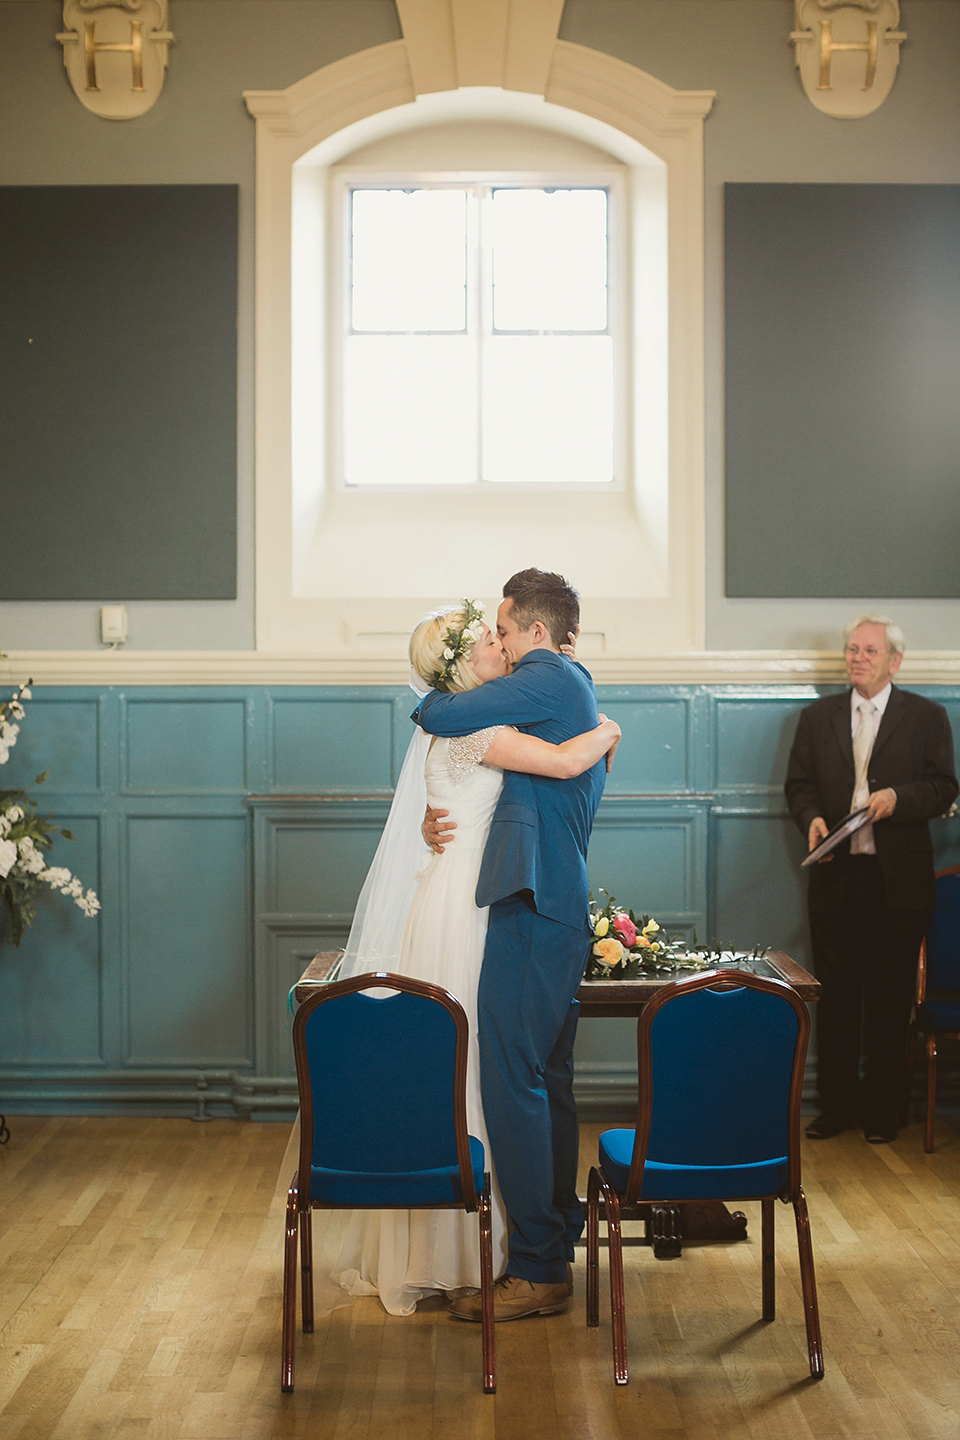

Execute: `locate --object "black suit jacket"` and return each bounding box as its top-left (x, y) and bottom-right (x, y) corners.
top-left (784, 685), bottom-right (958, 913)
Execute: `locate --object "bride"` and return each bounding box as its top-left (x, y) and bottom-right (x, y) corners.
top-left (301, 600), bottom-right (620, 1317)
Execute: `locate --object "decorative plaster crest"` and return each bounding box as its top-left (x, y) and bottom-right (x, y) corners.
top-left (57, 0), bottom-right (173, 119)
top-left (790, 0), bottom-right (905, 118)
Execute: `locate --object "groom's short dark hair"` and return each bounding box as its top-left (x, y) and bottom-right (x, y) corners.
top-left (502, 569), bottom-right (580, 648)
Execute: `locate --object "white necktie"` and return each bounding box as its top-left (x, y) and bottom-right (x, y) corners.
top-left (852, 699), bottom-right (876, 811)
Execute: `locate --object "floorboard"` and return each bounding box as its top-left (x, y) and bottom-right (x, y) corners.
top-left (2, 1115), bottom-right (960, 1438)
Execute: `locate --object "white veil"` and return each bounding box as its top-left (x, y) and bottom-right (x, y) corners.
top-left (337, 673), bottom-right (432, 979)
top-left (270, 676), bottom-right (437, 1316)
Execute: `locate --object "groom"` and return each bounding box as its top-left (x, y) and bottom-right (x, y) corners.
top-left (413, 568), bottom-right (607, 1320)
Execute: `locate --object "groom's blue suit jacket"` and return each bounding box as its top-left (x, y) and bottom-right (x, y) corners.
top-left (413, 650), bottom-right (605, 931)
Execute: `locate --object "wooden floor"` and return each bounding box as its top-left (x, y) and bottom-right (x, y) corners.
top-left (3, 1117), bottom-right (960, 1440)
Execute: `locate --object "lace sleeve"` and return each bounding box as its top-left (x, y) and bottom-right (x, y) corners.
top-left (447, 725), bottom-right (504, 779)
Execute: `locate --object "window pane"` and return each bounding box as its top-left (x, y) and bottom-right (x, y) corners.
top-left (491, 189), bottom-right (608, 333)
top-left (344, 335), bottom-right (477, 485)
top-left (351, 189), bottom-right (467, 333)
top-left (481, 336), bottom-right (613, 483)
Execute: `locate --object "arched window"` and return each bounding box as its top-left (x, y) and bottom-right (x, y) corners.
top-left (246, 51), bottom-right (712, 665)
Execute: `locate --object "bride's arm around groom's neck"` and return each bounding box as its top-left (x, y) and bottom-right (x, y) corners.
top-left (413, 652), bottom-right (579, 738)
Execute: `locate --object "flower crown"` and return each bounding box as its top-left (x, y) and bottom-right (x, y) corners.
top-left (432, 599), bottom-right (486, 691)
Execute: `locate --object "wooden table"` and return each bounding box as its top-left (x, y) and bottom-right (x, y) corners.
top-left (295, 948), bottom-right (818, 1010)
top-left (294, 949), bottom-right (819, 1258)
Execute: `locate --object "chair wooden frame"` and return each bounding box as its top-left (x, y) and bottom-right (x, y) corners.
top-left (586, 970), bottom-right (823, 1385)
top-left (908, 865), bottom-right (960, 1154)
top-left (282, 971), bottom-right (495, 1394)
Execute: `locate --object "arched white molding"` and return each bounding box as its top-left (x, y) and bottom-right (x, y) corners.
top-left (396, 0), bottom-right (566, 95)
top-left (244, 40), bottom-right (714, 662)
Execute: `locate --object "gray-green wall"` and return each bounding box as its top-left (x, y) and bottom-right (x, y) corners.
top-left (2, 0), bottom-right (959, 650)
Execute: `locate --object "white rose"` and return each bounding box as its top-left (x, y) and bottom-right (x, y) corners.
top-left (0, 837), bottom-right (17, 878)
top-left (443, 647), bottom-right (455, 660)
top-left (6, 806), bottom-right (23, 823)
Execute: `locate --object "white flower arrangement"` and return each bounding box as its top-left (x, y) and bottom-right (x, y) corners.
top-left (587, 888), bottom-right (768, 980)
top-left (0, 681), bottom-right (101, 946)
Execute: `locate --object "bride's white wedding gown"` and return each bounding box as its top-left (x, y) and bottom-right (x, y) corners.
top-left (306, 727), bottom-right (510, 1316)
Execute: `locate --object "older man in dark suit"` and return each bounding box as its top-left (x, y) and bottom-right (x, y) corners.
top-left (785, 615), bottom-right (958, 1144)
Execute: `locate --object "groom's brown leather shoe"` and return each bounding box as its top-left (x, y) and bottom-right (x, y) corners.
top-left (449, 1274), bottom-right (569, 1322)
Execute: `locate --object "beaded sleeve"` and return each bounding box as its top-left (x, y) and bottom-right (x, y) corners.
top-left (447, 726), bottom-right (504, 781)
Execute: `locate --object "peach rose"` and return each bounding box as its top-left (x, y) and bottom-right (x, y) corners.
top-left (593, 936), bottom-right (625, 967)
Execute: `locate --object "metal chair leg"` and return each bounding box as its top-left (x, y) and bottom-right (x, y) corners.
top-left (596, 1167), bottom-right (628, 1385)
top-left (281, 1174), bottom-right (299, 1392)
top-left (925, 1034), bottom-right (938, 1154)
top-left (478, 1177), bottom-right (497, 1394)
top-left (586, 1166), bottom-right (601, 1328)
top-left (300, 1208), bottom-right (314, 1333)
top-left (761, 1198), bottom-right (775, 1321)
top-left (792, 1188), bottom-right (824, 1380)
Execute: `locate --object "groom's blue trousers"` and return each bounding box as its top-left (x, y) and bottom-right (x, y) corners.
top-left (477, 893), bottom-right (592, 1284)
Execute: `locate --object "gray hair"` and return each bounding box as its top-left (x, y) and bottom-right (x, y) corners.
top-left (843, 613), bottom-right (905, 657)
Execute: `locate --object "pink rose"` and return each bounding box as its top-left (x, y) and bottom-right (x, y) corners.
top-left (612, 913), bottom-right (637, 948)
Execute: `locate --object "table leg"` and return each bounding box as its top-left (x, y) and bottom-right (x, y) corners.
top-left (583, 1197), bottom-right (748, 1258)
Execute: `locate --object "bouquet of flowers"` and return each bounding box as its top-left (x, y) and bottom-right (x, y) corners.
top-left (587, 889), bottom-right (767, 980)
top-left (0, 681), bottom-right (100, 947)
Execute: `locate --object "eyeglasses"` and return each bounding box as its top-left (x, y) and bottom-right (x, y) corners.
top-left (844, 646), bottom-right (887, 660)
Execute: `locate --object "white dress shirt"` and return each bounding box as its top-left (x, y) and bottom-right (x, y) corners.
top-left (849, 682), bottom-right (892, 855)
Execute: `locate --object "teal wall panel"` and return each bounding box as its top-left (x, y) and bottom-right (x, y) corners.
top-left (256, 925), bottom-right (331, 1079)
top-left (600, 696), bottom-right (694, 793)
top-left (123, 699), bottom-right (248, 793)
top-left (1, 697), bottom-right (101, 793)
top-left (0, 815), bottom-right (102, 1063)
top-left (125, 815), bottom-right (249, 1065)
top-left (713, 693), bottom-right (812, 793)
top-left (271, 816), bottom-right (386, 916)
top-left (712, 811), bottom-right (811, 965)
top-left (587, 802), bottom-right (706, 923)
top-left (270, 698), bottom-right (394, 791)
top-left (2, 680), bottom-right (959, 1117)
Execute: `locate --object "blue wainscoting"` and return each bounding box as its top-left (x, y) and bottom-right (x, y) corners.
top-left (2, 683), bottom-right (960, 1120)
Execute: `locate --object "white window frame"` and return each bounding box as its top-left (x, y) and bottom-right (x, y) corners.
top-left (244, 49), bottom-right (713, 663)
top-left (330, 169), bottom-right (628, 494)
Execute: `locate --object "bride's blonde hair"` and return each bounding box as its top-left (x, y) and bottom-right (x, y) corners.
top-left (409, 607), bottom-right (483, 694)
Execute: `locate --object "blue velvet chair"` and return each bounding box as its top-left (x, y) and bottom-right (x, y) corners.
top-left (282, 972), bottom-right (495, 1393)
top-left (913, 867), bottom-right (960, 1153)
top-left (586, 970), bottom-right (823, 1385)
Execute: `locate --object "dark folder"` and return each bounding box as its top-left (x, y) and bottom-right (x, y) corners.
top-left (800, 808), bottom-right (871, 868)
